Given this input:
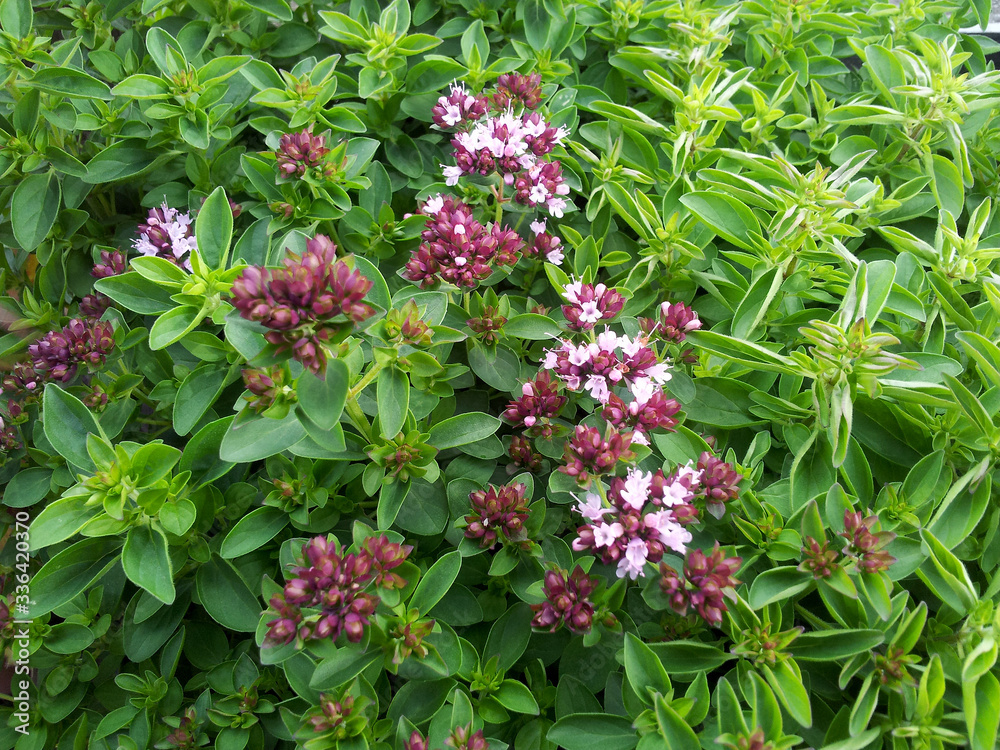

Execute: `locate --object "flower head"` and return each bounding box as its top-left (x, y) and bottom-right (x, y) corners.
top-left (560, 280), bottom-right (626, 331)
top-left (531, 566), bottom-right (596, 632)
top-left (502, 372), bottom-right (566, 437)
top-left (659, 544), bottom-right (742, 626)
top-left (560, 425), bottom-right (634, 483)
top-left (465, 482), bottom-right (531, 549)
top-left (132, 202), bottom-right (197, 269)
top-left (277, 126), bottom-right (332, 178)
top-left (492, 72), bottom-right (543, 110)
top-left (29, 319), bottom-right (115, 383)
top-left (230, 235), bottom-right (374, 374)
top-left (840, 510), bottom-right (896, 573)
top-left (432, 82), bottom-right (488, 128)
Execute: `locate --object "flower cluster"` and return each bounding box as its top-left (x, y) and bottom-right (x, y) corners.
top-left (230, 235), bottom-right (374, 374)
top-left (265, 534), bottom-right (411, 646)
top-left (530, 566), bottom-right (596, 633)
top-left (242, 365), bottom-right (296, 413)
top-left (659, 545), bottom-right (742, 625)
top-left (571, 465), bottom-right (699, 578)
top-left (28, 319), bottom-right (115, 383)
top-left (502, 372), bottom-right (566, 438)
top-left (840, 510), bottom-right (896, 573)
top-left (0, 403), bottom-right (23, 453)
top-left (405, 196), bottom-right (523, 289)
top-left (0, 363), bottom-right (41, 399)
top-left (435, 76), bottom-right (572, 218)
top-left (507, 434), bottom-right (542, 474)
top-left (543, 329), bottom-right (671, 403)
top-left (405, 725), bottom-right (488, 750)
top-left (560, 279), bottom-right (626, 331)
top-left (306, 694), bottom-right (355, 735)
top-left (526, 219), bottom-right (564, 265)
top-left (466, 306), bottom-right (507, 346)
top-left (602, 380), bottom-right (681, 442)
top-left (276, 126), bottom-right (333, 179)
top-left (432, 82), bottom-right (488, 128)
top-left (799, 537), bottom-right (839, 579)
top-left (464, 482), bottom-right (531, 549)
top-left (133, 201), bottom-right (197, 269)
top-left (697, 451), bottom-right (743, 518)
top-left (560, 425), bottom-right (635, 484)
top-left (641, 301), bottom-right (702, 343)
top-left (81, 248), bottom-right (128, 318)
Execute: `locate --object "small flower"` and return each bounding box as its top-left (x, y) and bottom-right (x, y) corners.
top-left (79, 293), bottom-right (111, 318)
top-left (432, 82), bottom-right (488, 128)
top-left (645, 302), bottom-right (702, 343)
top-left (492, 72), bottom-right (543, 110)
top-left (29, 319), bottom-right (115, 383)
top-left (531, 566), bottom-right (596, 633)
top-left (502, 372), bottom-right (566, 437)
top-left (405, 731), bottom-right (430, 750)
top-left (467, 306), bottom-right (507, 346)
top-left (276, 126), bottom-right (332, 178)
top-left (840, 510), bottom-right (896, 573)
top-left (659, 544), bottom-right (742, 626)
top-left (465, 482), bottom-right (531, 549)
top-left (230, 235), bottom-right (374, 374)
top-left (507, 434), bottom-right (542, 473)
top-left (1, 362), bottom-right (41, 399)
top-left (405, 196), bottom-right (523, 289)
top-left (560, 281), bottom-right (625, 331)
top-left (243, 365), bottom-right (296, 413)
top-left (91, 249), bottom-right (127, 279)
top-left (799, 537), bottom-right (839, 579)
top-left (308, 694), bottom-right (354, 734)
top-left (560, 425), bottom-right (634, 483)
top-left (446, 724), bottom-right (488, 750)
top-left (696, 452), bottom-right (742, 518)
top-left (132, 202), bottom-right (197, 269)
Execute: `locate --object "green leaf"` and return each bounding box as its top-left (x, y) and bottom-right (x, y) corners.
top-left (732, 266), bottom-right (783, 339)
top-left (377, 479), bottom-right (411, 530)
top-left (504, 313), bottom-right (563, 340)
top-left (122, 526), bottom-right (175, 604)
top-left (377, 367), bottom-right (409, 438)
top-left (654, 694), bottom-right (698, 749)
top-left (3, 467), bottom-right (51, 508)
top-left (484, 603), bottom-right (532, 672)
top-left (28, 496), bottom-right (99, 551)
top-left (680, 191), bottom-right (761, 252)
top-left (748, 567), bottom-right (813, 609)
top-left (12, 172), bottom-right (60, 252)
top-left (297, 359), bottom-right (349, 431)
top-left (221, 506), bottom-right (289, 559)
top-left (173, 364), bottom-right (228, 436)
top-left (28, 66), bottom-right (112, 100)
top-left (43, 383), bottom-right (106, 470)
top-left (792, 629), bottom-right (884, 661)
top-left (547, 714), bottom-right (638, 750)
top-left (917, 528), bottom-right (977, 614)
top-left (196, 186), bottom-right (234, 269)
top-left (149, 305), bottom-right (204, 350)
top-left (219, 412), bottom-right (306, 462)
top-left (495, 679), bottom-right (540, 715)
top-left (427, 412), bottom-right (501, 450)
top-left (310, 648), bottom-right (382, 690)
top-left (30, 536), bottom-right (123, 618)
top-left (409, 550), bottom-right (462, 614)
top-left (0, 0), bottom-right (32, 37)
top-left (96, 272), bottom-right (176, 314)
top-left (624, 632), bottom-right (671, 703)
top-left (112, 74), bottom-right (171, 99)
top-left (762, 660), bottom-right (811, 727)
top-left (647, 641), bottom-right (734, 674)
top-left (83, 139), bottom-right (160, 183)
top-left (195, 555), bottom-right (261, 632)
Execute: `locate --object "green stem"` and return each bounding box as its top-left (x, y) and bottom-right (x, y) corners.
top-left (348, 361), bottom-right (385, 400)
top-left (345, 398), bottom-right (373, 443)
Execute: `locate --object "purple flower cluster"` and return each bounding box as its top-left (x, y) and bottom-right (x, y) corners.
top-left (406, 725), bottom-right (488, 750)
top-left (307, 694), bottom-right (354, 734)
top-left (507, 434), bottom-right (542, 474)
top-left (571, 465), bottom-right (699, 579)
top-left (434, 75), bottom-right (572, 218)
top-left (526, 219), bottom-right (564, 265)
top-left (133, 201), bottom-right (197, 269)
top-left (640, 301), bottom-right (702, 343)
top-left (659, 545), bottom-right (742, 626)
top-left (560, 425), bottom-right (635, 484)
top-left (840, 510), bottom-right (896, 573)
top-left (81, 248), bottom-right (128, 318)
top-left (0, 402), bottom-right (23, 453)
top-left (502, 371), bottom-right (567, 438)
top-left (466, 306), bottom-right (507, 346)
top-left (266, 535), bottom-right (411, 646)
top-left (602, 382), bottom-right (681, 440)
top-left (28, 319), bottom-right (115, 383)
top-left (542, 329), bottom-right (671, 405)
top-left (230, 235), bottom-right (374, 374)
top-left (530, 566), bottom-right (595, 633)
top-left (560, 278), bottom-right (626, 331)
top-left (697, 451), bottom-right (743, 519)
top-left (464, 482), bottom-right (531, 549)
top-left (242, 365), bottom-right (295, 413)
top-left (404, 196), bottom-right (523, 289)
top-left (276, 126), bottom-right (333, 179)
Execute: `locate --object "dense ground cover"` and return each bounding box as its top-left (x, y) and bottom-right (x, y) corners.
top-left (1, 0), bottom-right (1000, 748)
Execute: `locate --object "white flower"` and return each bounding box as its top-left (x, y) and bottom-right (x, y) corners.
top-left (575, 493), bottom-right (611, 522)
top-left (645, 511), bottom-right (691, 553)
top-left (620, 468), bottom-right (652, 509)
top-left (562, 279), bottom-right (584, 304)
top-left (593, 522), bottom-right (624, 547)
top-left (546, 248), bottom-right (564, 265)
top-left (631, 378), bottom-right (657, 405)
top-left (584, 374), bottom-right (610, 402)
top-left (578, 301), bottom-right (602, 324)
top-left (442, 164), bottom-right (463, 186)
top-left (530, 219), bottom-right (547, 235)
top-left (617, 539), bottom-right (649, 579)
top-left (596, 329), bottom-right (619, 352)
top-left (423, 194), bottom-right (445, 214)
top-left (547, 197), bottom-right (567, 217)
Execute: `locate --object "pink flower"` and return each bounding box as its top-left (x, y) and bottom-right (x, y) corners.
top-left (492, 72), bottom-right (543, 110)
top-left (432, 82), bottom-right (488, 128)
top-left (531, 566), bottom-right (595, 633)
top-left (132, 202), bottom-right (196, 268)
